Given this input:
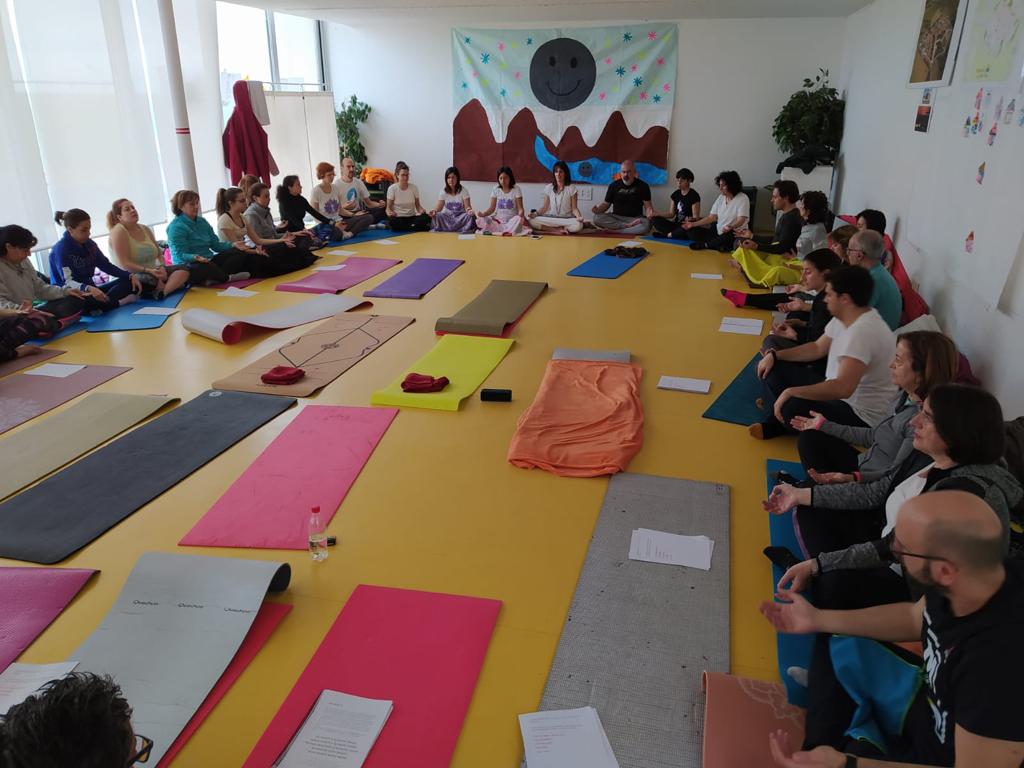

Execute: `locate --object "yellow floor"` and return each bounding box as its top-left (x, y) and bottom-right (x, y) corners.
top-left (4, 233), bottom-right (797, 766)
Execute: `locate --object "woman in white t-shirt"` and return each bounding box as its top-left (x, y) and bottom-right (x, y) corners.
top-left (528, 161), bottom-right (583, 235)
top-left (682, 170), bottom-right (749, 251)
top-left (385, 165), bottom-right (431, 232)
top-left (475, 166), bottom-right (528, 236)
top-left (429, 166), bottom-right (476, 233)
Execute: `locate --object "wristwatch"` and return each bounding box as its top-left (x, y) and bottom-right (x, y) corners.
top-left (845, 755), bottom-right (858, 767)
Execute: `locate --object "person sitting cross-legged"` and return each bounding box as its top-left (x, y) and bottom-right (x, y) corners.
top-left (846, 229), bottom-right (902, 330)
top-left (761, 490), bottom-right (1024, 768)
top-left (528, 161), bottom-right (584, 235)
top-left (650, 166), bottom-right (701, 239)
top-left (752, 265), bottom-right (897, 440)
top-left (682, 170), bottom-right (749, 251)
top-left (591, 159), bottom-right (653, 235)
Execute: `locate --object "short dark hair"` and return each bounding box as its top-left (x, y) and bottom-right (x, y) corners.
top-left (897, 331), bottom-right (959, 400)
top-left (929, 384), bottom-right (1005, 465)
top-left (0, 672), bottom-right (134, 768)
top-left (857, 208), bottom-right (887, 234)
top-left (551, 161), bottom-right (572, 189)
top-left (444, 166), bottom-right (463, 195)
top-left (773, 179), bottom-right (799, 203)
top-left (803, 247), bottom-right (842, 274)
top-left (801, 190), bottom-right (829, 225)
top-left (54, 209), bottom-right (90, 230)
top-left (714, 170), bottom-right (743, 196)
top-left (497, 166), bottom-right (516, 187)
top-left (675, 167), bottom-right (694, 183)
top-left (826, 264), bottom-right (874, 307)
top-left (0, 224), bottom-right (38, 254)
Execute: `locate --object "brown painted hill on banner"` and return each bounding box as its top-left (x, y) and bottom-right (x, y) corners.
top-left (453, 99), bottom-right (669, 183)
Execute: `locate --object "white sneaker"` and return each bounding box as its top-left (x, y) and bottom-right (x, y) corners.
top-left (342, 231), bottom-right (354, 240)
top-left (786, 666), bottom-right (809, 687)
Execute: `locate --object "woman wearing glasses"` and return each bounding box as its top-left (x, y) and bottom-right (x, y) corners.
top-left (766, 384), bottom-right (1021, 609)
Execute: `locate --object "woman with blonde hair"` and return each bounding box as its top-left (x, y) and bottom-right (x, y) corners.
top-left (107, 199), bottom-right (189, 299)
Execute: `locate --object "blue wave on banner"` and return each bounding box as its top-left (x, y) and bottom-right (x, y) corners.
top-left (534, 137), bottom-right (667, 185)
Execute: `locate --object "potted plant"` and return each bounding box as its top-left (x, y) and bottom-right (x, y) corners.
top-left (771, 69), bottom-right (845, 197)
top-left (335, 95), bottom-right (371, 169)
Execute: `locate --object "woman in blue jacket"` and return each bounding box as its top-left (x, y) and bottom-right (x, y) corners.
top-left (49, 209), bottom-right (142, 313)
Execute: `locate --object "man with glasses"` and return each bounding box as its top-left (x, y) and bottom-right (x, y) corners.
top-left (0, 672), bottom-right (151, 766)
top-left (845, 230), bottom-right (902, 330)
top-left (761, 491), bottom-right (1024, 767)
top-left (591, 159), bottom-right (654, 235)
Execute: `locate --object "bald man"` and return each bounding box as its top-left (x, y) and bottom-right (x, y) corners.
top-left (337, 157), bottom-right (387, 227)
top-left (761, 491), bottom-right (1024, 768)
top-left (591, 160), bottom-right (653, 235)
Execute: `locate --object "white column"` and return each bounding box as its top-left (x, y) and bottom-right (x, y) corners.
top-left (157, 0), bottom-right (198, 191)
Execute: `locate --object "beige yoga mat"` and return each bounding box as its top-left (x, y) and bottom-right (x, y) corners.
top-left (434, 280), bottom-right (547, 336)
top-left (0, 392), bottom-right (178, 501)
top-left (0, 348), bottom-right (65, 379)
top-left (213, 313), bottom-right (414, 397)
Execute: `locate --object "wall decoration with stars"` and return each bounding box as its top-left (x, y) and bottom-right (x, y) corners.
top-left (451, 24), bottom-right (678, 184)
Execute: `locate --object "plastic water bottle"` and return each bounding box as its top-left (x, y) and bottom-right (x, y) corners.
top-left (308, 506), bottom-right (328, 562)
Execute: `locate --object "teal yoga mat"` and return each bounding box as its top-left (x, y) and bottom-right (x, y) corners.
top-left (641, 235), bottom-right (694, 246)
top-left (766, 459), bottom-right (813, 707)
top-left (325, 228), bottom-right (414, 247)
top-left (702, 354), bottom-right (764, 426)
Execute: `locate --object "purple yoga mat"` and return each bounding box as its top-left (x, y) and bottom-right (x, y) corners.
top-left (363, 258), bottom-right (464, 299)
top-left (0, 567), bottom-right (96, 672)
top-left (0, 348), bottom-right (66, 379)
top-left (0, 365), bottom-right (132, 435)
top-left (275, 257), bottom-right (402, 294)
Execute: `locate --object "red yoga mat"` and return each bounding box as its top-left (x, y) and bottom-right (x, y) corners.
top-left (179, 406), bottom-right (398, 550)
top-left (158, 602), bottom-right (291, 766)
top-left (243, 585), bottom-right (501, 768)
top-left (0, 566), bottom-right (95, 672)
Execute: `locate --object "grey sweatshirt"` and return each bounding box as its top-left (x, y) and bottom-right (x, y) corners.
top-left (819, 392), bottom-right (919, 482)
top-left (243, 202), bottom-right (279, 241)
top-left (818, 462), bottom-right (1023, 572)
top-left (0, 258), bottom-right (73, 310)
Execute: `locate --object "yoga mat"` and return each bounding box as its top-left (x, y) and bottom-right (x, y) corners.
top-left (26, 321), bottom-right (86, 346)
top-left (181, 406), bottom-right (398, 550)
top-left (158, 601), bottom-right (291, 767)
top-left (275, 256), bottom-right (401, 294)
top-left (552, 347), bottom-right (631, 363)
top-left (567, 251), bottom-right (644, 279)
top-left (213, 314), bottom-right (413, 398)
top-left (0, 393), bottom-right (177, 502)
top-left (243, 585), bottom-right (501, 768)
top-left (641, 235), bottom-right (694, 247)
top-left (205, 277), bottom-right (263, 290)
top-left (434, 279), bottom-right (547, 337)
top-left (362, 257), bottom-right (463, 299)
top-left (84, 290), bottom-right (188, 333)
top-left (324, 228), bottom-right (413, 247)
top-left (538, 472), bottom-right (730, 768)
top-left (181, 294), bottom-right (371, 344)
top-left (0, 567), bottom-right (95, 673)
top-left (0, 364), bottom-right (131, 436)
top-left (371, 335), bottom-right (514, 411)
top-left (766, 459), bottom-right (813, 708)
top-left (701, 671), bottom-right (804, 768)
top-left (0, 390), bottom-right (295, 564)
top-left (0, 348), bottom-right (65, 378)
top-left (701, 353), bottom-right (763, 426)
top-left (508, 359), bottom-right (644, 477)
top-left (72, 553), bottom-right (291, 767)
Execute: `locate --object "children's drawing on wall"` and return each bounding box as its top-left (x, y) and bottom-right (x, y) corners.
top-left (451, 25), bottom-right (677, 183)
top-left (977, 161), bottom-right (987, 183)
top-left (964, 0), bottom-right (1022, 82)
top-left (915, 88), bottom-right (935, 131)
top-left (988, 121), bottom-right (999, 144)
top-left (909, 0), bottom-right (969, 87)
top-left (966, 230), bottom-right (975, 253)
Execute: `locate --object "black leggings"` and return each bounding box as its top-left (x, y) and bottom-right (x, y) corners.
top-left (389, 214), bottom-right (431, 232)
top-left (651, 216), bottom-right (689, 239)
top-left (795, 504), bottom-right (885, 558)
top-left (259, 242), bottom-right (316, 277)
top-left (36, 296), bottom-right (86, 320)
top-left (687, 225), bottom-right (735, 251)
top-left (0, 312), bottom-right (59, 361)
top-left (79, 278), bottom-right (136, 313)
top-left (798, 430), bottom-right (862, 475)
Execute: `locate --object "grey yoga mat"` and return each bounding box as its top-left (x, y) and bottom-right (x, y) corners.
top-left (537, 472), bottom-right (731, 768)
top-left (0, 390), bottom-right (295, 564)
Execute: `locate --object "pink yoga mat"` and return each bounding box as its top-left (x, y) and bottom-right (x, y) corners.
top-left (0, 365), bottom-right (132, 435)
top-left (243, 585), bottom-right (501, 768)
top-left (275, 257), bottom-right (402, 294)
top-left (159, 602), bottom-right (291, 767)
top-left (0, 566), bottom-right (96, 672)
top-left (0, 348), bottom-right (65, 379)
top-left (180, 406), bottom-right (398, 550)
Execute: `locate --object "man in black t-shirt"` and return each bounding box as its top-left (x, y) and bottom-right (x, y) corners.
top-left (591, 160), bottom-right (653, 235)
top-left (651, 167), bottom-right (701, 240)
top-left (761, 491), bottom-right (1024, 767)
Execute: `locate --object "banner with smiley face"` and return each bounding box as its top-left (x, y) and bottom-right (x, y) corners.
top-left (452, 25), bottom-right (677, 185)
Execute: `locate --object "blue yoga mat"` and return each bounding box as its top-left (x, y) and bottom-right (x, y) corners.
top-left (702, 354), bottom-right (764, 426)
top-left (567, 252), bottom-right (644, 279)
top-left (85, 290), bottom-right (188, 333)
top-left (766, 458), bottom-right (813, 707)
top-left (28, 321), bottom-right (87, 346)
top-left (325, 228), bottom-right (413, 247)
top-left (641, 235), bottom-right (694, 247)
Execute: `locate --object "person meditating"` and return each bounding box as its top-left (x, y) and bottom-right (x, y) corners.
top-left (591, 159), bottom-right (653, 235)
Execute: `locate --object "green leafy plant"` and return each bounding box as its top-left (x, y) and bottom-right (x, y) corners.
top-left (335, 95), bottom-right (371, 168)
top-left (771, 69), bottom-right (845, 162)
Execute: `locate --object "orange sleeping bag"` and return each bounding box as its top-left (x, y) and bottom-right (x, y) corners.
top-left (507, 359), bottom-right (644, 477)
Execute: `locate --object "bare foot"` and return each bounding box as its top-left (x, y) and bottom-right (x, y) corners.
top-left (16, 345), bottom-right (41, 358)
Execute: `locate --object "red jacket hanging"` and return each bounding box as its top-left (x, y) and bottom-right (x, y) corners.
top-left (223, 80), bottom-right (279, 184)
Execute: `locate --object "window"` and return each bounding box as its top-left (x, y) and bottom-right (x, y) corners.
top-left (273, 12), bottom-right (323, 91)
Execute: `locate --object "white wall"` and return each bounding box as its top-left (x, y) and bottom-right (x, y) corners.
top-left (834, 0), bottom-right (1024, 415)
top-left (325, 18), bottom-right (844, 223)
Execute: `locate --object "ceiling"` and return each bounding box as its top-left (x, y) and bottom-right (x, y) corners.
top-left (237, 0), bottom-right (874, 24)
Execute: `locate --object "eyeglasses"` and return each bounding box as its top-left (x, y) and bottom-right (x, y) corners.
top-left (127, 734), bottom-right (153, 765)
top-left (890, 537), bottom-right (947, 563)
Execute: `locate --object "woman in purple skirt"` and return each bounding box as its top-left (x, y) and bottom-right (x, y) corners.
top-left (429, 166), bottom-right (476, 233)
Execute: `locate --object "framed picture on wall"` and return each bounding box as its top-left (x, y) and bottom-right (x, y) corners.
top-left (962, 0), bottom-right (1023, 82)
top-left (908, 0), bottom-right (970, 87)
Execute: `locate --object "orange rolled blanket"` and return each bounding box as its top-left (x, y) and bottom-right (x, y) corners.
top-left (507, 359), bottom-right (643, 477)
